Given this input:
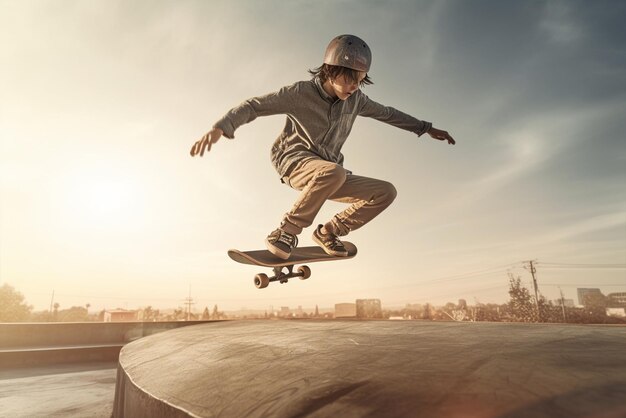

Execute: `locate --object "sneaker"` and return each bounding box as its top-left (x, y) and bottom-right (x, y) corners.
top-left (265, 228), bottom-right (298, 260)
top-left (312, 224), bottom-right (349, 257)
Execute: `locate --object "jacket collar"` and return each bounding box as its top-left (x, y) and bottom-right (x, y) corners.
top-left (314, 76), bottom-right (336, 103)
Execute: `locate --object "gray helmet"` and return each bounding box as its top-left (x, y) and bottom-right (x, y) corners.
top-left (323, 34), bottom-right (372, 72)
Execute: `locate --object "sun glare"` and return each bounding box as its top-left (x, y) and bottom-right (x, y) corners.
top-left (83, 178), bottom-right (133, 217)
top-left (61, 167), bottom-right (145, 230)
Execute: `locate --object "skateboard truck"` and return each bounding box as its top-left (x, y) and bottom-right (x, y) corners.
top-left (254, 265), bottom-right (312, 289)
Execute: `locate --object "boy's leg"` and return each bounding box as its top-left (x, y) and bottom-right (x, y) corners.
top-left (270, 159), bottom-right (395, 258)
top-left (324, 174), bottom-right (397, 236)
top-left (279, 159), bottom-right (348, 236)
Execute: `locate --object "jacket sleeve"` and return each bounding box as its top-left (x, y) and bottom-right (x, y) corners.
top-left (358, 93), bottom-right (432, 137)
top-left (213, 83), bottom-right (298, 139)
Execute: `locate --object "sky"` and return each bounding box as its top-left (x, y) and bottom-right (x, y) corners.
top-left (1, 0), bottom-right (625, 313)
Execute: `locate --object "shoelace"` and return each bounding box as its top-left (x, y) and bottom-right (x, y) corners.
top-left (320, 229), bottom-right (344, 249)
top-left (277, 231), bottom-right (298, 248)
top-left (329, 236), bottom-right (345, 249)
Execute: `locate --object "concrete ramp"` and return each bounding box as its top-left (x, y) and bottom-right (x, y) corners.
top-left (113, 320), bottom-right (626, 418)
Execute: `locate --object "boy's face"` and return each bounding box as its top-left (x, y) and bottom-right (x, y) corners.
top-left (329, 71), bottom-right (367, 100)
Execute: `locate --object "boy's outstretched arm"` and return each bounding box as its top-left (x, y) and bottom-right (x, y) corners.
top-left (357, 94), bottom-right (456, 145)
top-left (190, 127), bottom-right (224, 157)
top-left (190, 83), bottom-right (299, 158)
top-left (427, 126), bottom-right (455, 145)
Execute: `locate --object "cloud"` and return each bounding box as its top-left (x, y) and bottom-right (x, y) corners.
top-left (537, 210), bottom-right (626, 243)
top-left (540, 1), bottom-right (583, 44)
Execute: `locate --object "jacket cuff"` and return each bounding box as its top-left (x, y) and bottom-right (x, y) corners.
top-left (417, 121), bottom-right (432, 137)
top-left (213, 118), bottom-right (235, 139)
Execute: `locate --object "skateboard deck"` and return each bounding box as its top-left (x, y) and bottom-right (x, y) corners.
top-left (228, 242), bottom-right (357, 288)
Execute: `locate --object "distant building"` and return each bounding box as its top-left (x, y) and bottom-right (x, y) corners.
top-left (577, 288), bottom-right (603, 305)
top-left (606, 308), bottom-right (626, 318)
top-left (607, 292), bottom-right (626, 308)
top-left (552, 299), bottom-right (575, 308)
top-left (335, 303), bottom-right (357, 318)
top-left (356, 299), bottom-right (383, 319)
top-left (104, 309), bottom-right (138, 322)
top-left (279, 307), bottom-right (292, 317)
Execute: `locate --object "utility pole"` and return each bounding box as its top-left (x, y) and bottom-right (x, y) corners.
top-left (559, 287), bottom-right (567, 323)
top-left (524, 260), bottom-right (540, 321)
top-left (183, 285), bottom-right (195, 321)
top-left (49, 290), bottom-right (55, 314)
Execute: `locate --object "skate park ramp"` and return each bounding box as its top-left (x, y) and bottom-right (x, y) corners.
top-left (113, 320), bottom-right (626, 418)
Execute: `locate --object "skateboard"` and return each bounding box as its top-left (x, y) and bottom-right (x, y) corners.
top-left (228, 242), bottom-right (357, 289)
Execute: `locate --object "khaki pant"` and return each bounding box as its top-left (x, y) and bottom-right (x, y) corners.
top-left (279, 159), bottom-right (397, 236)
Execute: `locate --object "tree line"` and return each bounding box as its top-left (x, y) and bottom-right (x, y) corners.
top-left (1, 278), bottom-right (623, 324)
top-left (0, 284), bottom-right (225, 322)
top-left (383, 274), bottom-right (624, 324)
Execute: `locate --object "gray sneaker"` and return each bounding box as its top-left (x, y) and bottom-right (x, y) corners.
top-left (265, 228), bottom-right (298, 260)
top-left (312, 224), bottom-right (348, 257)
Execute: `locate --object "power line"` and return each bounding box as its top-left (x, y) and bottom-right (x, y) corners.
top-left (398, 262), bottom-right (523, 286)
top-left (352, 265), bottom-right (518, 294)
top-left (542, 283), bottom-right (626, 287)
top-left (420, 263), bottom-right (524, 284)
top-left (24, 262), bottom-right (523, 304)
top-left (537, 262), bottom-right (626, 269)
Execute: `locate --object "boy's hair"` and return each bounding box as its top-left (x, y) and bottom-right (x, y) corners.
top-left (308, 64), bottom-right (373, 87)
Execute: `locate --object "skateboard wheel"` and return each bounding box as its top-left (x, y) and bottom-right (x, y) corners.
top-left (298, 265), bottom-right (311, 280)
top-left (254, 273), bottom-right (269, 289)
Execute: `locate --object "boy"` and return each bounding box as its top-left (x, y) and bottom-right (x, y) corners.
top-left (191, 34), bottom-right (455, 260)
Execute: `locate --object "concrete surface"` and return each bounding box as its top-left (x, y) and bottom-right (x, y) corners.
top-left (0, 362), bottom-right (117, 418)
top-left (0, 321), bottom-right (222, 348)
top-left (0, 344), bottom-right (124, 369)
top-left (0, 321), bottom-right (222, 369)
top-left (113, 320), bottom-right (626, 418)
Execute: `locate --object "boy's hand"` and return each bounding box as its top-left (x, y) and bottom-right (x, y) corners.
top-left (190, 128), bottom-right (224, 157)
top-left (427, 127), bottom-right (455, 145)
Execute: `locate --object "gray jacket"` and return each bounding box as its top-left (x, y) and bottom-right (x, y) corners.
top-left (213, 77), bottom-right (432, 178)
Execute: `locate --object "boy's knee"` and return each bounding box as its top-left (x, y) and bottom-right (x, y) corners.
top-left (380, 181), bottom-right (397, 204)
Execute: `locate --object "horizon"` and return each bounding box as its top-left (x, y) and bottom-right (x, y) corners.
top-left (2, 1), bottom-right (625, 313)
top-left (6, 271), bottom-right (624, 314)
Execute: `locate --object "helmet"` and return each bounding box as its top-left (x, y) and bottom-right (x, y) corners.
top-left (323, 34), bottom-right (372, 72)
